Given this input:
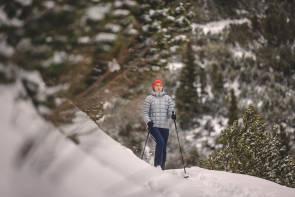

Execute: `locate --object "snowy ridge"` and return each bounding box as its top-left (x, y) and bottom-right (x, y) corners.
top-left (192, 18), bottom-right (250, 35)
top-left (1, 82), bottom-right (295, 197)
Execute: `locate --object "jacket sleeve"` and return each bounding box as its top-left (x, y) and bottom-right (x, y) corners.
top-left (167, 95), bottom-right (175, 118)
top-left (143, 96), bottom-right (151, 124)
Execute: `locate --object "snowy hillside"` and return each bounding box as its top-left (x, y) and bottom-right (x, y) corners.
top-left (1, 82), bottom-right (295, 197)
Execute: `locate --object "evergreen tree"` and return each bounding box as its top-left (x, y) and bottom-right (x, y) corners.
top-left (199, 67), bottom-right (207, 96)
top-left (210, 64), bottom-right (224, 93)
top-left (175, 42), bottom-right (198, 129)
top-left (205, 105), bottom-right (295, 188)
top-left (228, 89), bottom-right (238, 126)
top-left (136, 0), bottom-right (194, 67)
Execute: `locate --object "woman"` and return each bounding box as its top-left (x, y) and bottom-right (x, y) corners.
top-left (143, 79), bottom-right (176, 170)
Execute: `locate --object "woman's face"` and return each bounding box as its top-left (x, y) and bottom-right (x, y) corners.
top-left (154, 83), bottom-right (163, 92)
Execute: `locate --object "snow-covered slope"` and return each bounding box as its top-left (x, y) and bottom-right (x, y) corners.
top-left (1, 82), bottom-right (295, 197)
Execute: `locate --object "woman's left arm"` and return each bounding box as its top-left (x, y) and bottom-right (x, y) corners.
top-left (167, 96), bottom-right (175, 118)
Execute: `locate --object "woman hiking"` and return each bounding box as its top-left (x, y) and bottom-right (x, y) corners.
top-left (143, 79), bottom-right (176, 170)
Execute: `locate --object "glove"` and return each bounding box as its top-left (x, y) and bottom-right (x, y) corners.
top-left (171, 111), bottom-right (176, 120)
top-left (147, 121), bottom-right (153, 129)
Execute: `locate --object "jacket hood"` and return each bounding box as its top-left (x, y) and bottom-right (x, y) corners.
top-left (151, 90), bottom-right (166, 97)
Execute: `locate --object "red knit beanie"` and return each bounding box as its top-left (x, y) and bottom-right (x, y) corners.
top-left (152, 80), bottom-right (163, 89)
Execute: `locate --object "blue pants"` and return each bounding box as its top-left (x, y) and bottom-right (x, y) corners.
top-left (150, 127), bottom-right (169, 170)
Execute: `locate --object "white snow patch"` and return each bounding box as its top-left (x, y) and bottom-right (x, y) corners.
top-left (127, 28), bottom-right (138, 35)
top-left (257, 101), bottom-right (263, 108)
top-left (167, 62), bottom-right (184, 71)
top-left (113, 9), bottom-right (130, 16)
top-left (114, 0), bottom-right (137, 7)
top-left (0, 8), bottom-right (23, 27)
top-left (103, 101), bottom-right (113, 110)
top-left (151, 66), bottom-right (160, 71)
top-left (124, 0), bottom-right (137, 7)
top-left (108, 58), bottom-right (120, 72)
top-left (52, 51), bottom-right (68, 64)
top-left (78, 36), bottom-right (90, 44)
top-left (206, 85), bottom-right (214, 99)
top-left (42, 51), bottom-right (68, 67)
top-left (43, 1), bottom-right (55, 9)
top-left (240, 98), bottom-right (253, 107)
top-left (15, 0), bottom-right (32, 6)
top-left (198, 59), bottom-right (215, 69)
top-left (142, 24), bottom-right (150, 32)
top-left (171, 35), bottom-right (187, 43)
top-left (17, 38), bottom-right (32, 51)
top-left (114, 0), bottom-right (123, 7)
top-left (95, 33), bottom-right (116, 42)
top-left (192, 18), bottom-right (250, 35)
top-left (105, 24), bottom-right (122, 33)
top-left (170, 46), bottom-right (179, 53)
top-left (230, 46), bottom-right (256, 60)
top-left (0, 38), bottom-right (14, 57)
top-left (68, 54), bottom-right (84, 63)
top-left (85, 4), bottom-right (111, 21)
top-left (16, 68), bottom-right (69, 103)
top-left (186, 115), bottom-right (227, 157)
top-left (224, 80), bottom-right (241, 97)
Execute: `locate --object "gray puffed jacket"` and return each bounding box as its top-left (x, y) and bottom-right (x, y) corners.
top-left (143, 91), bottom-right (175, 129)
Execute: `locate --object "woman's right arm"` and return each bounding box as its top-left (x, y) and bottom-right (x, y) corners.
top-left (143, 96), bottom-right (151, 124)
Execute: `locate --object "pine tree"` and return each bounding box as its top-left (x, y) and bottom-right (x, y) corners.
top-left (210, 64), bottom-right (224, 93)
top-left (175, 42), bottom-right (198, 129)
top-left (206, 105), bottom-right (295, 188)
top-left (199, 67), bottom-right (207, 96)
top-left (228, 89), bottom-right (238, 126)
top-left (137, 0), bottom-right (194, 67)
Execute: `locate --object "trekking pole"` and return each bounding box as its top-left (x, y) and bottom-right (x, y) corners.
top-left (141, 126), bottom-right (151, 159)
top-left (172, 112), bottom-right (189, 178)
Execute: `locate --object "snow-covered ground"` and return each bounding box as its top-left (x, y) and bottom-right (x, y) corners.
top-left (192, 19), bottom-right (250, 35)
top-left (1, 81), bottom-right (295, 197)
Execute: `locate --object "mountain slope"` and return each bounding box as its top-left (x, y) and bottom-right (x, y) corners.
top-left (1, 81), bottom-right (295, 197)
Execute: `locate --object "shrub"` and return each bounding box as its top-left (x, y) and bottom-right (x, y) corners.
top-left (205, 105), bottom-right (295, 188)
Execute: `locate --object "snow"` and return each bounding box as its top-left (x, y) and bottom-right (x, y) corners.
top-left (15, 0), bottom-right (32, 6)
top-left (103, 101), bottom-right (113, 110)
top-left (85, 5), bottom-right (111, 21)
top-left (95, 33), bottom-right (117, 42)
top-left (42, 51), bottom-right (68, 66)
top-left (170, 45), bottom-right (179, 53)
top-left (113, 9), bottom-right (130, 16)
top-left (0, 37), bottom-right (14, 57)
top-left (78, 36), bottom-right (90, 44)
top-left (167, 62), bottom-right (184, 71)
top-left (123, 0), bottom-right (137, 7)
top-left (241, 98), bottom-right (254, 107)
top-left (105, 24), bottom-right (122, 33)
top-left (192, 19), bottom-right (250, 35)
top-left (186, 115), bottom-right (227, 156)
top-left (230, 46), bottom-right (256, 60)
top-left (127, 28), bottom-right (138, 35)
top-left (0, 8), bottom-right (23, 27)
top-left (69, 54), bottom-right (84, 63)
top-left (1, 78), bottom-right (295, 197)
top-left (113, 0), bottom-right (137, 8)
top-left (151, 65), bottom-right (160, 71)
top-left (224, 79), bottom-right (241, 97)
top-left (16, 38), bottom-right (32, 51)
top-left (108, 58), bottom-right (120, 72)
top-left (171, 35), bottom-right (188, 43)
top-left (43, 1), bottom-right (55, 9)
